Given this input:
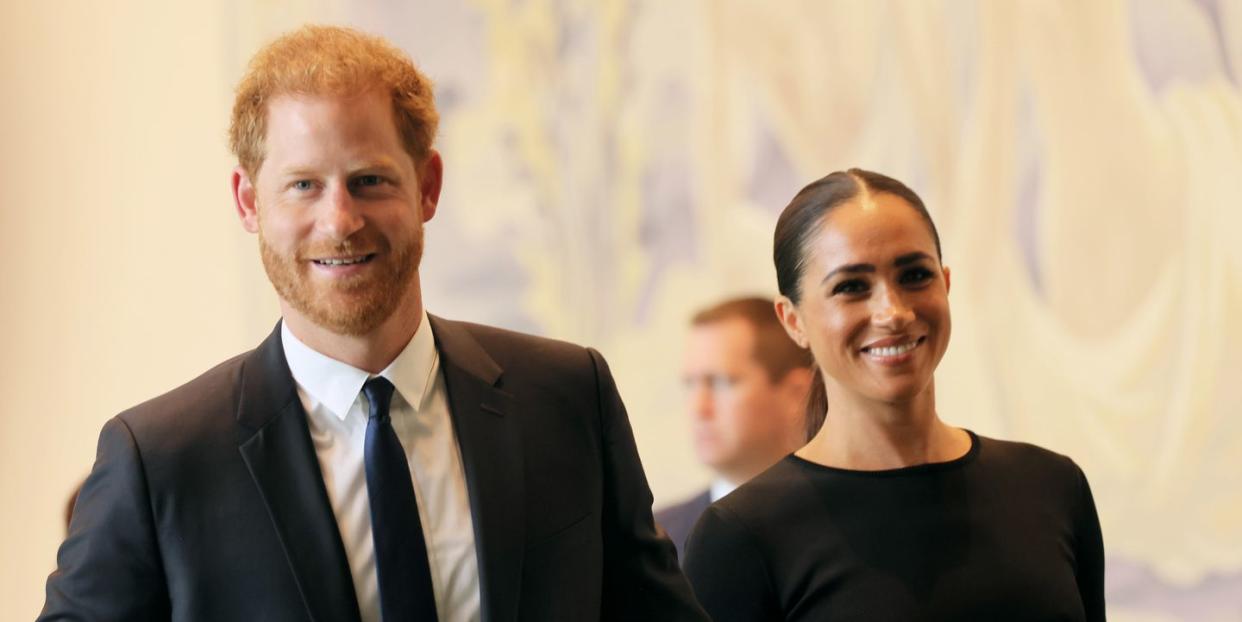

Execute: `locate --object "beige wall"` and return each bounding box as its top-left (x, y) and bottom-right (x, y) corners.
top-left (0, 2), bottom-right (267, 617)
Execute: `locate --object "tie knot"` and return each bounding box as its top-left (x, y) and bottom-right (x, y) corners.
top-left (362, 376), bottom-right (396, 422)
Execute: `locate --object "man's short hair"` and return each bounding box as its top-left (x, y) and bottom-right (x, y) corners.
top-left (691, 296), bottom-right (812, 382)
top-left (229, 24), bottom-right (439, 175)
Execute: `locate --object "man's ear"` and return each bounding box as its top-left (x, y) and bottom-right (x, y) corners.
top-left (232, 166), bottom-right (260, 233)
top-left (774, 296), bottom-right (808, 349)
top-left (417, 150), bottom-right (444, 223)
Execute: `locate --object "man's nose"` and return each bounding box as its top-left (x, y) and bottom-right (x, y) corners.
top-left (689, 382), bottom-right (714, 419)
top-left (316, 183), bottom-right (365, 241)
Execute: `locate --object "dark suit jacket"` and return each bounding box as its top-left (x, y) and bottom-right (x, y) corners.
top-left (655, 490), bottom-right (711, 563)
top-left (41, 316), bottom-right (708, 622)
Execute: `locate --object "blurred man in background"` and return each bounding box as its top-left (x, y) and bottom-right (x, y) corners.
top-left (656, 297), bottom-right (813, 559)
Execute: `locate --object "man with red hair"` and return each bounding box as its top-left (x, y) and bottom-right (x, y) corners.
top-left (41, 25), bottom-right (706, 622)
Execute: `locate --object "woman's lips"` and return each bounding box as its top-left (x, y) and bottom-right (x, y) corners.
top-left (861, 336), bottom-right (925, 364)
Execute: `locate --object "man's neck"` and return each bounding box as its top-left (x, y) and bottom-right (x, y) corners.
top-left (280, 294), bottom-right (425, 374)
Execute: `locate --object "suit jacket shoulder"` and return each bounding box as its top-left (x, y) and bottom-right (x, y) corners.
top-left (114, 349), bottom-right (251, 454)
top-left (431, 317), bottom-right (601, 383)
top-left (42, 324), bottom-right (359, 622)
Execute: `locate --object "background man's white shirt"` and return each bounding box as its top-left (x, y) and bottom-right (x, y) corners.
top-left (710, 478), bottom-right (738, 503)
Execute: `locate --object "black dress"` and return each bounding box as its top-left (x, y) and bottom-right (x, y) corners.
top-left (683, 432), bottom-right (1105, 621)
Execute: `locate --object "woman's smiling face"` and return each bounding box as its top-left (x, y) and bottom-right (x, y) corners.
top-left (779, 191), bottom-right (951, 406)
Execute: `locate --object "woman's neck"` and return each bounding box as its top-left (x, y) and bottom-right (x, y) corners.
top-left (795, 382), bottom-right (972, 471)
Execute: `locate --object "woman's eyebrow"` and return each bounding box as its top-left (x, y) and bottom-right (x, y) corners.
top-left (893, 252), bottom-right (933, 267)
top-left (820, 252), bottom-right (933, 284)
top-left (821, 263), bottom-right (874, 284)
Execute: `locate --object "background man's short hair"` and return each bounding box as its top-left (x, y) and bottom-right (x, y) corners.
top-left (229, 24), bottom-right (439, 175)
top-left (691, 296), bottom-right (812, 382)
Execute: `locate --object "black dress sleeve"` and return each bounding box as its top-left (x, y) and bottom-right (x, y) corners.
top-left (684, 504), bottom-right (781, 622)
top-left (1072, 465), bottom-right (1106, 621)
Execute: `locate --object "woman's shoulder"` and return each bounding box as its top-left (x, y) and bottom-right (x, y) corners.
top-left (974, 433), bottom-right (1083, 472)
top-left (712, 458), bottom-right (814, 515)
top-left (684, 465), bottom-right (800, 620)
top-left (971, 433), bottom-right (1091, 496)
top-left (697, 457), bottom-right (827, 546)
top-left (685, 458), bottom-right (821, 593)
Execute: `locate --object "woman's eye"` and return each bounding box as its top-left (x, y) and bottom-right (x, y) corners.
top-left (832, 279), bottom-right (869, 295)
top-left (900, 268), bottom-right (934, 285)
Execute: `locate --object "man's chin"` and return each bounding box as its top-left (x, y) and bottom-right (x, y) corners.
top-left (695, 448), bottom-right (732, 471)
top-left (312, 289), bottom-right (404, 332)
top-left (264, 255), bottom-right (418, 337)
top-left (279, 284), bottom-right (405, 336)
top-left (300, 304), bottom-right (394, 336)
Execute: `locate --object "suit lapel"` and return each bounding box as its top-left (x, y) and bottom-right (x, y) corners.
top-left (430, 315), bottom-right (525, 622)
top-left (236, 323), bottom-right (362, 622)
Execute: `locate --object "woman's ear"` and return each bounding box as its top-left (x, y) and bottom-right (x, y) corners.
top-left (774, 295), bottom-right (808, 349)
top-left (942, 265), bottom-right (951, 294)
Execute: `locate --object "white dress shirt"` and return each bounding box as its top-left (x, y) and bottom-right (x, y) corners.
top-left (282, 314), bottom-right (481, 622)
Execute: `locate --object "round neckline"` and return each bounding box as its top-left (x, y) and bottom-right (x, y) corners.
top-left (788, 429), bottom-right (980, 478)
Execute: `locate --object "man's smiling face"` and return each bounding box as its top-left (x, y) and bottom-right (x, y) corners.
top-left (240, 90), bottom-right (439, 336)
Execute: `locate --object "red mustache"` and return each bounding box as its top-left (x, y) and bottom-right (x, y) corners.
top-left (296, 234), bottom-right (389, 261)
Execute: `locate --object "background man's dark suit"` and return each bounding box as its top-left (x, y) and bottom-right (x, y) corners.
top-left (655, 491), bottom-right (711, 562)
top-left (40, 315), bottom-right (707, 621)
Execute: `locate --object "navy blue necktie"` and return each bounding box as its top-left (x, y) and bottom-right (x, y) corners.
top-left (362, 377), bottom-right (438, 621)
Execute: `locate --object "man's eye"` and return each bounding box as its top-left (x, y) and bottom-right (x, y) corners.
top-left (353, 175), bottom-right (384, 188)
top-left (292, 180), bottom-right (314, 191)
top-left (832, 279), bottom-right (868, 295)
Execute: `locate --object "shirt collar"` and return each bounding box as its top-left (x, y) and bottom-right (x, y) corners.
top-left (281, 311), bottom-right (439, 421)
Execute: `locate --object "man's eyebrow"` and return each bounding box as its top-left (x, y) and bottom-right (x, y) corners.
top-left (821, 263), bottom-right (875, 284)
top-left (353, 162), bottom-right (402, 174)
top-left (277, 167), bottom-right (318, 179)
top-left (274, 160), bottom-right (404, 177)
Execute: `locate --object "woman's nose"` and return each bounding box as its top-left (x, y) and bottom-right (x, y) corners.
top-left (872, 286), bottom-right (914, 329)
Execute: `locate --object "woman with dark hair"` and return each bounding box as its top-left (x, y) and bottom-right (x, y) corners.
top-left (682, 169), bottom-right (1105, 621)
